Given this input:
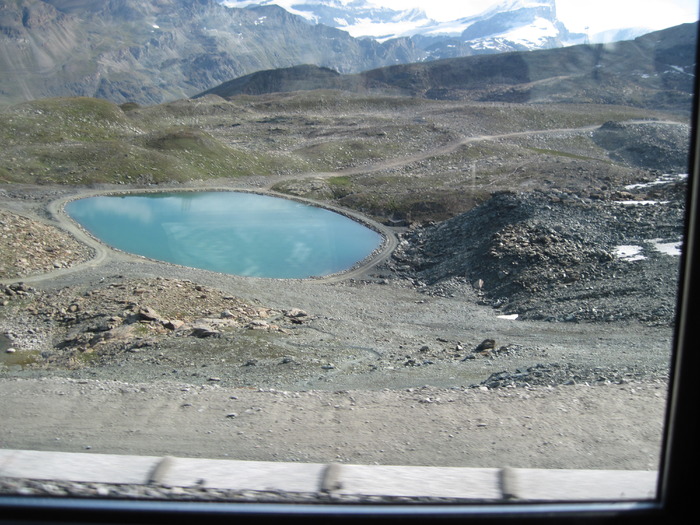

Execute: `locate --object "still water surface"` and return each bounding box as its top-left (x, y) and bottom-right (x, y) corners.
top-left (66, 192), bottom-right (382, 278)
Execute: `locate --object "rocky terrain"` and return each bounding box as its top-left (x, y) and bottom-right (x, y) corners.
top-left (0, 209), bottom-right (91, 279)
top-left (0, 166), bottom-right (677, 423)
top-left (0, 138), bottom-right (684, 388)
top-left (388, 178), bottom-right (685, 326)
top-left (0, 83), bottom-right (691, 497)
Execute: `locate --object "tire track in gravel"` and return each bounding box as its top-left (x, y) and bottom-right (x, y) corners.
top-left (268, 125), bottom-right (601, 184)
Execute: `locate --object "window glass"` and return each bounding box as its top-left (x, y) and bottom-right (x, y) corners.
top-left (0, 0), bottom-right (696, 508)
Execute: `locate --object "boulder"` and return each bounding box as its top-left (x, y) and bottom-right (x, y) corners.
top-left (190, 324), bottom-right (221, 338)
top-left (163, 319), bottom-right (185, 331)
top-left (138, 306), bottom-right (162, 323)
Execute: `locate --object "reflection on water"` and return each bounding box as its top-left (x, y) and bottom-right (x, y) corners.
top-left (66, 192), bottom-right (383, 278)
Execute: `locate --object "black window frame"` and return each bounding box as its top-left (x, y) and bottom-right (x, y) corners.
top-left (1, 13), bottom-right (699, 525)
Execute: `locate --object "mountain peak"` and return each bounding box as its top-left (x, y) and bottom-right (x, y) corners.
top-left (220, 1), bottom-right (434, 39)
top-left (219, 0), bottom-right (576, 55)
top-left (458, 0), bottom-right (564, 51)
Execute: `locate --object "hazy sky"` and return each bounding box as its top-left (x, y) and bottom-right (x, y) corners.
top-left (372, 0), bottom-right (698, 33)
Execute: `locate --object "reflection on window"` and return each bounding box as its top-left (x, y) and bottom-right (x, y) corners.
top-left (0, 0), bottom-right (696, 511)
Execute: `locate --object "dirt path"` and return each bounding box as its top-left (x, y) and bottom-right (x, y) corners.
top-left (1, 189), bottom-right (398, 286)
top-left (263, 125), bottom-right (601, 184)
top-left (261, 119), bottom-right (687, 185)
top-left (335, 125), bottom-right (600, 176)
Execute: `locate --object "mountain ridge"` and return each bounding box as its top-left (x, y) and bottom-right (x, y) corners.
top-left (0, 0), bottom-right (426, 106)
top-left (0, 1), bottom-right (693, 107)
top-left (196, 22), bottom-right (696, 113)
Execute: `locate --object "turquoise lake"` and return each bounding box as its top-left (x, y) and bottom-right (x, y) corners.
top-left (66, 192), bottom-right (383, 278)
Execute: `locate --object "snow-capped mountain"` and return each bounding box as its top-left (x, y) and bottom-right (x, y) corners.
top-left (219, 1), bottom-right (655, 58)
top-left (451, 0), bottom-right (575, 52)
top-left (220, 0), bottom-right (435, 40)
top-left (220, 0), bottom-right (584, 57)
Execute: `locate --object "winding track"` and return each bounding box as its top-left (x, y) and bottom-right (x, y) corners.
top-left (298, 124), bottom-right (600, 180)
top-left (1, 120), bottom-right (686, 285)
top-left (258, 119), bottom-right (684, 187)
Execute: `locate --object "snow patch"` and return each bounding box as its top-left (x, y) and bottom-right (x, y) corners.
top-left (615, 239), bottom-right (681, 260)
top-left (617, 200), bottom-right (670, 206)
top-left (497, 314), bottom-right (519, 320)
top-left (341, 19), bottom-right (432, 41)
top-left (625, 173), bottom-right (687, 190)
top-left (666, 65), bottom-right (694, 76)
top-left (615, 245), bottom-right (646, 262)
top-left (423, 20), bottom-right (471, 36)
top-left (650, 239), bottom-right (682, 257)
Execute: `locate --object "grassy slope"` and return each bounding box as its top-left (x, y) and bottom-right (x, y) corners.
top-left (0, 96), bottom-right (307, 184)
top-left (0, 91), bottom-right (688, 223)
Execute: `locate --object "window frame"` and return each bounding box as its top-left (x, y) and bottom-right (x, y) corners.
top-left (0, 16), bottom-right (698, 525)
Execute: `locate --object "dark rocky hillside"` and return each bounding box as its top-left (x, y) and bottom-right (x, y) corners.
top-left (592, 121), bottom-right (690, 172)
top-left (201, 23), bottom-right (696, 113)
top-left (197, 64), bottom-right (346, 98)
top-left (389, 178), bottom-right (685, 326)
top-left (0, 0), bottom-right (424, 105)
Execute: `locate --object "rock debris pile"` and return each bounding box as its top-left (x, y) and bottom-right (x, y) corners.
top-left (475, 363), bottom-right (668, 389)
top-left (592, 121), bottom-right (690, 172)
top-left (1, 277), bottom-right (309, 369)
top-left (389, 177), bottom-right (685, 325)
